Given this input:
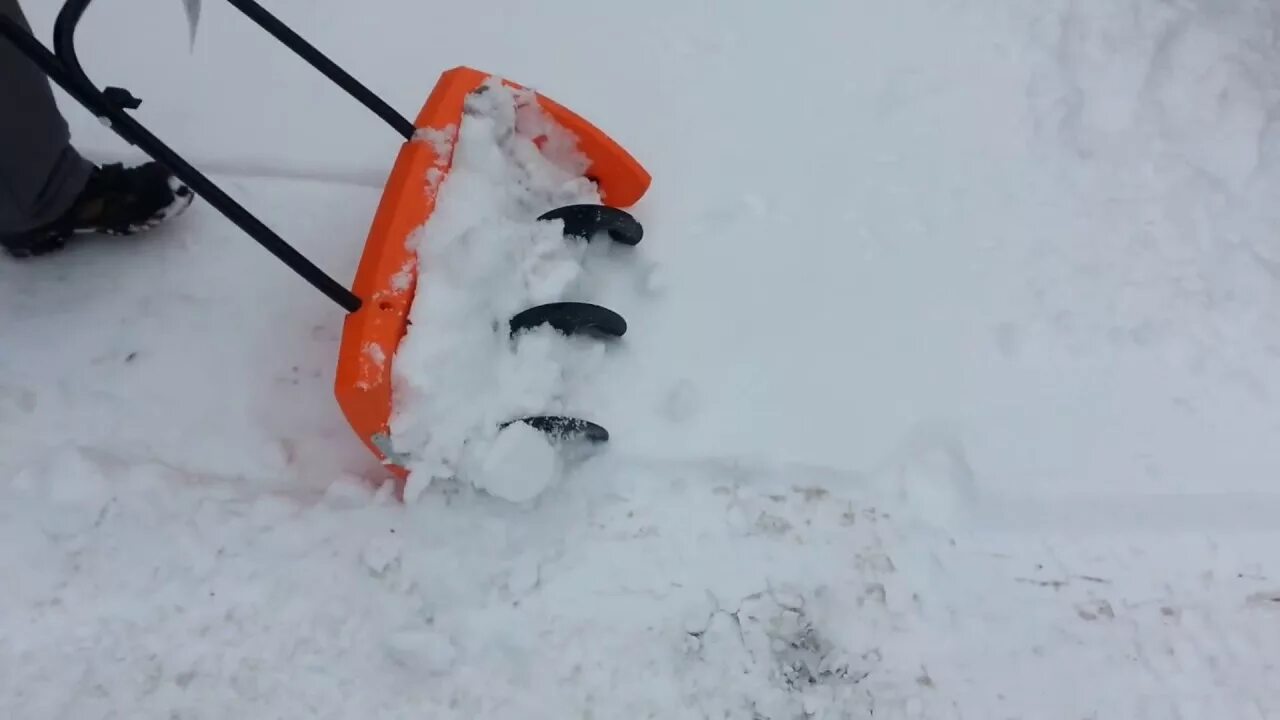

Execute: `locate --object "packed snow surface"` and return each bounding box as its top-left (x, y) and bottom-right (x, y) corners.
top-left (5, 0), bottom-right (1280, 718)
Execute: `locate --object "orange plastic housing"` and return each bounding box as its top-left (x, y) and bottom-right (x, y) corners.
top-left (334, 66), bottom-right (651, 481)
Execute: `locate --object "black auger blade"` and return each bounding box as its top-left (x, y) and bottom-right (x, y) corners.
top-left (538, 204), bottom-right (643, 246)
top-left (509, 301), bottom-right (627, 339)
top-left (503, 415), bottom-right (610, 443)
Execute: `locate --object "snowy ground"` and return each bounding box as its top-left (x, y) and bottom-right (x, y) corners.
top-left (5, 0), bottom-right (1280, 717)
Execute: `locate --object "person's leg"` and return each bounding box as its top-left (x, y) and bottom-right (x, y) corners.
top-left (0, 0), bottom-right (94, 236)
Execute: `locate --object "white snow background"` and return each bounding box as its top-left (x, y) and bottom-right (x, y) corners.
top-left (4, 0), bottom-right (1280, 718)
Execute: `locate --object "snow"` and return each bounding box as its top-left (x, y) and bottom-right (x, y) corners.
top-left (5, 0), bottom-right (1280, 717)
top-left (469, 420), bottom-right (559, 503)
top-left (388, 79), bottom-right (608, 501)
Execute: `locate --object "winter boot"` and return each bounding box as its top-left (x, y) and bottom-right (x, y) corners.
top-left (1, 161), bottom-right (195, 258)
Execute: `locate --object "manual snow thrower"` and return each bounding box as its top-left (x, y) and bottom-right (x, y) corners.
top-left (1, 0), bottom-right (651, 486)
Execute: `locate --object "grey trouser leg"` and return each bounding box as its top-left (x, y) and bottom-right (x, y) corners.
top-left (0, 0), bottom-right (93, 235)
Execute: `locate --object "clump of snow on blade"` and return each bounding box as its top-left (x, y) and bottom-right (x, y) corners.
top-left (466, 420), bottom-right (559, 503)
top-left (363, 342), bottom-right (386, 370)
top-left (389, 78), bottom-right (605, 502)
top-left (414, 124), bottom-right (457, 166)
top-left (389, 259), bottom-right (414, 292)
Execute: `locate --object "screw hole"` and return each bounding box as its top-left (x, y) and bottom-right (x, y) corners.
top-left (379, 301), bottom-right (393, 311)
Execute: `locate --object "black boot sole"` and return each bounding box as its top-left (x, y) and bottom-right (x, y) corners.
top-left (2, 179), bottom-right (194, 259)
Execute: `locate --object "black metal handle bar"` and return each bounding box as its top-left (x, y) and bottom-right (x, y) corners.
top-left (219, 0), bottom-right (416, 141)
top-left (1, 0), bottom-right (420, 312)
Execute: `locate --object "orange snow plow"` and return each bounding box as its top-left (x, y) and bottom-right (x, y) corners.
top-left (8, 0), bottom-right (650, 486)
top-left (335, 67), bottom-right (651, 479)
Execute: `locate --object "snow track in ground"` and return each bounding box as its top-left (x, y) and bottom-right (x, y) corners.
top-left (5, 442), bottom-right (1278, 719)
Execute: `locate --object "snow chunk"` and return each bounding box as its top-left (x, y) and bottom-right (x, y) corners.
top-left (321, 476), bottom-right (375, 509)
top-left (414, 123), bottom-right (457, 166)
top-left (363, 342), bottom-right (386, 369)
top-left (384, 627), bottom-right (458, 675)
top-left (361, 534), bottom-right (402, 576)
top-left (468, 420), bottom-right (558, 503)
top-left (389, 260), bottom-right (414, 292)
